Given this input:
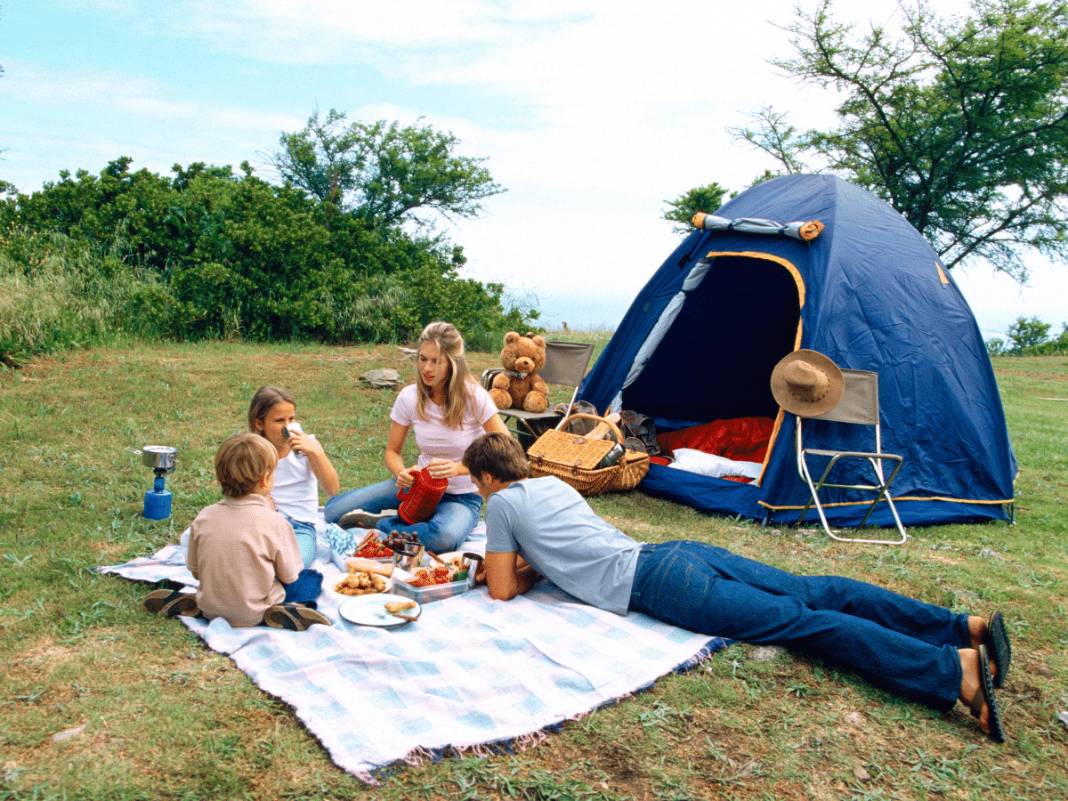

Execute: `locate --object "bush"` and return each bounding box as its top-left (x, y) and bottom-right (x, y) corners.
top-left (2, 155), bottom-right (538, 357)
top-left (999, 316), bottom-right (1068, 356)
top-left (1006, 316), bottom-right (1051, 352)
top-left (0, 229), bottom-right (149, 366)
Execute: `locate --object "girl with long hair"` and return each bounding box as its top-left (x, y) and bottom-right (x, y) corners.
top-left (324, 322), bottom-right (509, 552)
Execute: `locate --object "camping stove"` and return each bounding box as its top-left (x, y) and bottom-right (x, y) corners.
top-left (140, 446), bottom-right (177, 520)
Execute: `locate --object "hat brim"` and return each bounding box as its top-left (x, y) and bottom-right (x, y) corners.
top-left (770, 349), bottom-right (844, 417)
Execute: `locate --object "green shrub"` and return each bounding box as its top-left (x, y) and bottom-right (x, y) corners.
top-left (0, 229), bottom-right (148, 366)
top-left (1000, 316), bottom-right (1068, 356)
top-left (3, 155), bottom-right (538, 354)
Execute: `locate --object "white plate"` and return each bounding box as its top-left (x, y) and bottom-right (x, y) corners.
top-left (338, 593), bottom-right (421, 627)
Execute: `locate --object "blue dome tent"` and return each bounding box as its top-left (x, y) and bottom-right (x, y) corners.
top-left (578, 174), bottom-right (1016, 526)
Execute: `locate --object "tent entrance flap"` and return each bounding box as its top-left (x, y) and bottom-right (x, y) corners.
top-left (622, 255), bottom-right (802, 425)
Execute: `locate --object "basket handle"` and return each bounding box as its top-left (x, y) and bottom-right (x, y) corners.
top-left (560, 413), bottom-right (624, 445)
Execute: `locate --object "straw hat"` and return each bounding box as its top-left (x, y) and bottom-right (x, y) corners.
top-left (770, 349), bottom-right (844, 416)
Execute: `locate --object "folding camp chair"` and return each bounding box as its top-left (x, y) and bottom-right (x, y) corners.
top-left (481, 340), bottom-right (594, 449)
top-left (794, 369), bottom-right (908, 545)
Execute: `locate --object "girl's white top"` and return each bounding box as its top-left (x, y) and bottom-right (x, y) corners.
top-left (390, 382), bottom-right (497, 495)
top-left (271, 436), bottom-right (320, 522)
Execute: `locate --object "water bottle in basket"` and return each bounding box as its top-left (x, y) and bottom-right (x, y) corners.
top-left (595, 443), bottom-right (624, 469)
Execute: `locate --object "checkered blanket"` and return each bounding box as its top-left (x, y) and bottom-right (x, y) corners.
top-left (101, 537), bottom-right (726, 782)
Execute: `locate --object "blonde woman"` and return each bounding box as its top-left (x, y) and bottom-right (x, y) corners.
top-left (325, 322), bottom-right (509, 552)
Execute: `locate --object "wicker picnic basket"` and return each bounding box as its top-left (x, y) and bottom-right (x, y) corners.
top-left (527, 413), bottom-right (650, 496)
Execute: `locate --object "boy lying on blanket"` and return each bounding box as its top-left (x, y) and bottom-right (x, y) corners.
top-left (143, 433), bottom-right (331, 632)
top-left (462, 433), bottom-right (1013, 743)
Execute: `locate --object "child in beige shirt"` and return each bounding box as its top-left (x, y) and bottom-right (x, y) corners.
top-left (143, 433), bottom-right (331, 631)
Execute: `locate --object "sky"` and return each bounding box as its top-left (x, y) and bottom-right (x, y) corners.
top-left (2, 0), bottom-right (1065, 339)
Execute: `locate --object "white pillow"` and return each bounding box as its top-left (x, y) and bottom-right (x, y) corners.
top-left (667, 448), bottom-right (763, 480)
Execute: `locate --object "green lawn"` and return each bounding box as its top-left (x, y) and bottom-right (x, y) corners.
top-left (1, 343), bottom-right (1065, 800)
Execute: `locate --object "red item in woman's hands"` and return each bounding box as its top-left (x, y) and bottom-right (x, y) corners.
top-left (396, 468), bottom-right (449, 524)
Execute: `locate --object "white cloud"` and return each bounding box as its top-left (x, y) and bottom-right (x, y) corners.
top-left (168, 0), bottom-right (590, 62)
top-left (1, 60), bottom-right (304, 132)
top-left (0, 58), bottom-right (305, 188)
top-left (955, 257), bottom-right (1068, 340)
top-left (8, 0), bottom-right (1056, 335)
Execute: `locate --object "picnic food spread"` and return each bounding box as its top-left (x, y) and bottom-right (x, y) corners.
top-left (335, 571), bottom-right (387, 596)
top-left (354, 538), bottom-right (393, 559)
top-left (335, 547), bottom-right (394, 595)
top-left (409, 566), bottom-right (456, 587)
top-left (408, 556), bottom-right (469, 587)
top-left (383, 531), bottom-right (420, 554)
top-left (345, 557), bottom-right (394, 576)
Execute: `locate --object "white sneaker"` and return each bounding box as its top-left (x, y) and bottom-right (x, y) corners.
top-left (337, 509), bottom-right (396, 530)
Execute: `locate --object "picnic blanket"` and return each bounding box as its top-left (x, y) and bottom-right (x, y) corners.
top-left (101, 535), bottom-right (727, 783)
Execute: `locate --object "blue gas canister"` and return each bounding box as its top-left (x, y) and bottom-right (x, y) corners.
top-left (140, 446), bottom-right (177, 520)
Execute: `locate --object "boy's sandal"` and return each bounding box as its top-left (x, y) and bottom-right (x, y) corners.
top-left (143, 588), bottom-right (199, 618)
top-left (968, 644), bottom-right (1006, 744)
top-left (985, 611), bottom-right (1011, 689)
top-left (264, 603), bottom-right (332, 631)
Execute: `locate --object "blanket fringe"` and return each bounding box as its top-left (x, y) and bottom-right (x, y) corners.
top-left (512, 729), bottom-right (549, 751)
top-left (401, 746), bottom-right (437, 767)
top-left (676, 641), bottom-right (725, 673)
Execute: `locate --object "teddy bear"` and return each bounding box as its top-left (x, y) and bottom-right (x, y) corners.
top-left (489, 331), bottom-right (550, 412)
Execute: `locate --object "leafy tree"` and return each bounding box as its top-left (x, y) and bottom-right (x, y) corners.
top-left (1054, 323), bottom-right (1068, 349)
top-left (1005, 315), bottom-right (1052, 351)
top-left (273, 109), bottom-right (504, 229)
top-left (730, 108), bottom-right (807, 177)
top-left (662, 182), bottom-right (730, 234)
top-left (985, 337), bottom-right (1007, 356)
top-left (733, 0), bottom-right (1068, 280)
top-left (14, 157), bottom-right (183, 270)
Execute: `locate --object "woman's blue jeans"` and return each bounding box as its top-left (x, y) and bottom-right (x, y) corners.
top-left (283, 515), bottom-right (318, 568)
top-left (629, 541), bottom-right (969, 711)
top-left (325, 478), bottom-right (482, 553)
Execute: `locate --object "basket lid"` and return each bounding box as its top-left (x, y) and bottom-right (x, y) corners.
top-left (527, 428), bottom-right (615, 469)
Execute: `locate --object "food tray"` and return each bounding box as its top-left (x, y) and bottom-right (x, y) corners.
top-left (391, 573), bottom-right (475, 604)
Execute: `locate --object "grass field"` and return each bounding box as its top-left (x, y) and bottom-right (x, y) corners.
top-left (1, 342), bottom-right (1066, 800)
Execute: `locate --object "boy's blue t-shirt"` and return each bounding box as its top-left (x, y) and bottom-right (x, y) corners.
top-left (485, 476), bottom-right (642, 615)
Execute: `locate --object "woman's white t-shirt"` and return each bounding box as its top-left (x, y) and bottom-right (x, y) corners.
top-left (271, 438), bottom-right (320, 523)
top-left (390, 382), bottom-right (497, 495)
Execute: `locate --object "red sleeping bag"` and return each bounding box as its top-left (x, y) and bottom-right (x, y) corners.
top-left (657, 417), bottom-right (775, 464)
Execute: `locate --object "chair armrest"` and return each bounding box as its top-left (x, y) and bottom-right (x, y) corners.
top-left (481, 368), bottom-right (503, 391)
top-left (803, 448), bottom-right (902, 463)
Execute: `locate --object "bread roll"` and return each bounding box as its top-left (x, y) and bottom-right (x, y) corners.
top-left (345, 557), bottom-right (394, 576)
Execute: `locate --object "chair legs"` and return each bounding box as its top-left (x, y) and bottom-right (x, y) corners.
top-left (798, 449), bottom-right (908, 545)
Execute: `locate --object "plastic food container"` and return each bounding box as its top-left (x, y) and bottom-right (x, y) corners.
top-left (391, 573), bottom-right (475, 604)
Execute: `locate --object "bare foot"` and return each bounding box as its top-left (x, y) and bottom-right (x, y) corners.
top-left (967, 616), bottom-right (986, 647)
top-left (966, 616), bottom-right (997, 681)
top-left (958, 648), bottom-right (991, 735)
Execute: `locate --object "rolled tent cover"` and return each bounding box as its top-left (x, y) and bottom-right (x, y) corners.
top-left (691, 212), bottom-right (824, 241)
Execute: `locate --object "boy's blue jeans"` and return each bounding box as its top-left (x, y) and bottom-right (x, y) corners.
top-left (629, 541), bottom-right (969, 711)
top-left (282, 569), bottom-right (323, 608)
top-left (324, 479), bottom-right (482, 552)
